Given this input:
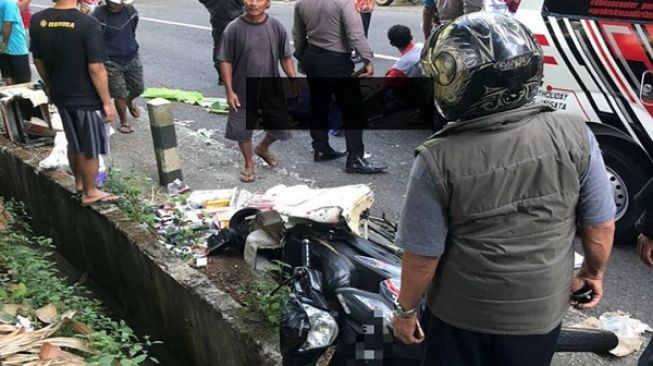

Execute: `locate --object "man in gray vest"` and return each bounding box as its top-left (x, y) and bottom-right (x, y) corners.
top-left (392, 13), bottom-right (615, 366)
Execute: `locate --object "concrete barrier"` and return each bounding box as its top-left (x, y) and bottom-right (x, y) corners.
top-left (0, 136), bottom-right (282, 366)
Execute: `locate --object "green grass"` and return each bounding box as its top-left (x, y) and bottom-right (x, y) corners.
top-left (0, 201), bottom-right (159, 365)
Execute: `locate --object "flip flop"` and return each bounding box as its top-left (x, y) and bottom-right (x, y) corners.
top-left (118, 124), bottom-right (134, 134)
top-left (81, 194), bottom-right (121, 207)
top-left (128, 105), bottom-right (141, 118)
top-left (239, 171), bottom-right (255, 183)
top-left (255, 149), bottom-right (279, 167)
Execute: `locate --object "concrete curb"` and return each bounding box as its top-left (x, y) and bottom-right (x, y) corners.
top-left (0, 136), bottom-right (282, 366)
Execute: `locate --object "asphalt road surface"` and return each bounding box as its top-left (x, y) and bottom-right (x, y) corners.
top-left (31, 1), bottom-right (653, 364)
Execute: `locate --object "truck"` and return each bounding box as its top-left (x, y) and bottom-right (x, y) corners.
top-left (514, 0), bottom-right (653, 243)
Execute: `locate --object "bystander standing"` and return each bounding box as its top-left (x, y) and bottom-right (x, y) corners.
top-left (198, 0), bottom-right (244, 85)
top-left (92, 0), bottom-right (144, 134)
top-left (218, 0), bottom-right (296, 183)
top-left (0, 0), bottom-right (30, 85)
top-left (393, 13), bottom-right (615, 366)
top-left (31, 0), bottom-right (119, 206)
top-left (293, 0), bottom-right (386, 174)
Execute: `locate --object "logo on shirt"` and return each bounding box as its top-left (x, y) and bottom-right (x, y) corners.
top-left (42, 21), bottom-right (76, 29)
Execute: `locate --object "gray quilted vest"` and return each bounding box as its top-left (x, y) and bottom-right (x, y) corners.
top-left (416, 103), bottom-right (590, 335)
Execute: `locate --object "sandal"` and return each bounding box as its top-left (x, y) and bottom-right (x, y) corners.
top-left (128, 104), bottom-right (141, 118)
top-left (118, 124), bottom-right (134, 134)
top-left (81, 193), bottom-right (121, 207)
top-left (239, 171), bottom-right (255, 183)
top-left (254, 148), bottom-right (279, 167)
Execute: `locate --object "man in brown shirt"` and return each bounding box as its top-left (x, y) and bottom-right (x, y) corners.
top-left (293, 0), bottom-right (386, 174)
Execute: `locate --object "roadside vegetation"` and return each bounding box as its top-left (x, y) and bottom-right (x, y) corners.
top-left (0, 199), bottom-right (159, 366)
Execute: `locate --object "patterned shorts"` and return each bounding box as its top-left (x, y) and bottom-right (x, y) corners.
top-left (105, 55), bottom-right (144, 100)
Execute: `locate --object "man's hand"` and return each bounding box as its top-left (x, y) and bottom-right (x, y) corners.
top-left (290, 80), bottom-right (300, 100)
top-left (392, 314), bottom-right (425, 345)
top-left (570, 269), bottom-right (603, 309)
top-left (227, 91), bottom-right (241, 112)
top-left (353, 62), bottom-right (374, 78)
top-left (637, 234), bottom-right (653, 267)
top-left (102, 103), bottom-right (116, 124)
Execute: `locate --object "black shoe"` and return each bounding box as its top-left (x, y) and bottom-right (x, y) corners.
top-left (314, 147), bottom-right (347, 162)
top-left (346, 156), bottom-right (387, 174)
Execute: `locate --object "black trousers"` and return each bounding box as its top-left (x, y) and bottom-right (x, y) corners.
top-left (640, 337), bottom-right (653, 366)
top-left (302, 45), bottom-right (365, 158)
top-left (421, 311), bottom-right (561, 366)
top-left (360, 12), bottom-right (372, 38)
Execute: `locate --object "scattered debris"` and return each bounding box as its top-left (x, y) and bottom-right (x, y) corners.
top-left (142, 88), bottom-right (229, 114)
top-left (0, 311), bottom-right (94, 366)
top-left (572, 311), bottom-right (652, 357)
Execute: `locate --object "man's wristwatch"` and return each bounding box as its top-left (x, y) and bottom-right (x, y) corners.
top-left (393, 300), bottom-right (417, 319)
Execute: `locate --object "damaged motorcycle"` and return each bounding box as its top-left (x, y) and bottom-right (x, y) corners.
top-left (223, 184), bottom-right (619, 366)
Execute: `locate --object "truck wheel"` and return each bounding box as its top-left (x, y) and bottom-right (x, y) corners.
top-left (602, 144), bottom-right (649, 244)
top-left (375, 0), bottom-right (394, 6)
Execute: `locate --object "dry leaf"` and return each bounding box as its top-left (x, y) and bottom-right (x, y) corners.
top-left (39, 342), bottom-right (63, 360)
top-left (36, 305), bottom-right (57, 324)
top-left (63, 319), bottom-right (94, 335)
top-left (2, 304), bottom-right (30, 317)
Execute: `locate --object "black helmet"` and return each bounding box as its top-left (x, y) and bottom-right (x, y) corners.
top-left (421, 12), bottom-right (544, 121)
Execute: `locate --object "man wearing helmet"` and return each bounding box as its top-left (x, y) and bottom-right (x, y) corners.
top-left (392, 13), bottom-right (615, 365)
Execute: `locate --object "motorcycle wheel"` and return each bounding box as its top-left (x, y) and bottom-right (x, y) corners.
top-left (555, 327), bottom-right (618, 354)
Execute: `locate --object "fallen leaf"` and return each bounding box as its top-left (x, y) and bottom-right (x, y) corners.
top-left (36, 304), bottom-right (57, 324)
top-left (2, 304), bottom-right (30, 316)
top-left (39, 342), bottom-right (63, 360)
top-left (63, 318), bottom-right (94, 335)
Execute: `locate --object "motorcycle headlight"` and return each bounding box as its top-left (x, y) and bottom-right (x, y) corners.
top-left (299, 303), bottom-right (339, 352)
top-left (353, 294), bottom-right (393, 325)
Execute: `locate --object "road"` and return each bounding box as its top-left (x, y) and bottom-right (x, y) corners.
top-left (31, 1), bottom-right (652, 364)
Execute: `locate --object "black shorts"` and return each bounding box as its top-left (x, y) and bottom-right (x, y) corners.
top-left (0, 54), bottom-right (31, 84)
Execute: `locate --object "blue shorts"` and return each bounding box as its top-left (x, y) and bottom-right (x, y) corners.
top-left (422, 0), bottom-right (434, 8)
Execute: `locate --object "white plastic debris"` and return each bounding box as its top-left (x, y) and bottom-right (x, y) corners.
top-left (573, 311), bottom-right (652, 357)
top-left (16, 315), bottom-right (33, 332)
top-left (38, 132), bottom-right (69, 170)
top-left (196, 256), bottom-right (208, 268)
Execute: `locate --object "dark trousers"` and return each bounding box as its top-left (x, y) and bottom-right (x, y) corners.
top-left (640, 338), bottom-right (653, 366)
top-left (360, 12), bottom-right (371, 38)
top-left (421, 312), bottom-right (561, 366)
top-left (302, 45), bottom-right (365, 158)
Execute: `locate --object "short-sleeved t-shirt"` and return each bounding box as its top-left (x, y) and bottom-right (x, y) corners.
top-left (30, 8), bottom-right (106, 109)
top-left (0, 0), bottom-right (28, 55)
top-left (395, 129), bottom-right (616, 258)
top-left (216, 14), bottom-right (292, 107)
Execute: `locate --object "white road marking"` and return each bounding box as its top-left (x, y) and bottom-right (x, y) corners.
top-left (32, 4), bottom-right (399, 61)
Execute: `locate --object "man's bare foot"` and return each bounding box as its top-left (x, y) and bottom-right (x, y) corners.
top-left (128, 104), bottom-right (141, 118)
top-left (81, 190), bottom-right (121, 206)
top-left (254, 146), bottom-right (279, 167)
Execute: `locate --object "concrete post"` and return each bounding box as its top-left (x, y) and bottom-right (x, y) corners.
top-left (147, 98), bottom-right (183, 186)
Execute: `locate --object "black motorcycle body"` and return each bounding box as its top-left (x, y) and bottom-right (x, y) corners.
top-left (279, 221), bottom-right (618, 366)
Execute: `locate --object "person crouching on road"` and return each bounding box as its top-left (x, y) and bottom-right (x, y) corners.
top-left (217, 0), bottom-right (296, 183)
top-left (392, 13), bottom-right (615, 366)
top-left (92, 0), bottom-right (144, 135)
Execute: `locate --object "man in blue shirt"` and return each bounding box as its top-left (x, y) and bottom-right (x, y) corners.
top-left (92, 0), bottom-right (143, 134)
top-left (0, 0), bottom-right (30, 84)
